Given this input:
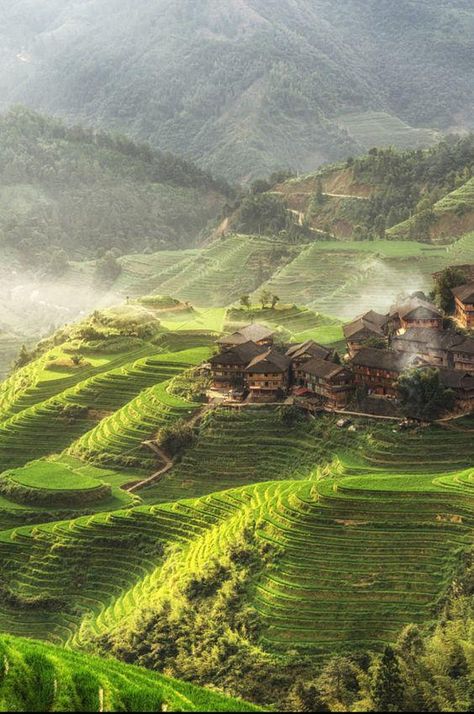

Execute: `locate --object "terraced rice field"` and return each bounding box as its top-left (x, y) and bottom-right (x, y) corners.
top-left (68, 380), bottom-right (201, 470)
top-left (260, 237), bottom-right (474, 319)
top-left (113, 235), bottom-right (300, 308)
top-left (336, 111), bottom-right (439, 150)
top-left (0, 347), bottom-right (209, 474)
top-left (0, 415), bottom-right (471, 659)
top-left (226, 305), bottom-right (344, 346)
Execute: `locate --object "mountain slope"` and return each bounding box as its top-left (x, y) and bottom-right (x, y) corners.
top-left (1, 1), bottom-right (472, 180)
top-left (0, 107), bottom-right (228, 268)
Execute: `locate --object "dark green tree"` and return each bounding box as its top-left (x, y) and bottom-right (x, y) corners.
top-left (433, 266), bottom-right (467, 313)
top-left (285, 680), bottom-right (330, 713)
top-left (371, 646), bottom-right (405, 712)
top-left (396, 367), bottom-right (455, 421)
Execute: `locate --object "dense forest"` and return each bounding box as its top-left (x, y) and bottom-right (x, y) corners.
top-left (353, 134), bottom-right (474, 239)
top-left (0, 107), bottom-right (230, 269)
top-left (0, 0), bottom-right (472, 180)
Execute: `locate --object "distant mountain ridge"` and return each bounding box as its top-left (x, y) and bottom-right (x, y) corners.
top-left (0, 0), bottom-right (472, 180)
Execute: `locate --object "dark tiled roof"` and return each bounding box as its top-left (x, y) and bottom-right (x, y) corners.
top-left (438, 368), bottom-right (474, 391)
top-left (245, 348), bottom-right (291, 374)
top-left (451, 337), bottom-right (474, 355)
top-left (209, 342), bottom-right (265, 366)
top-left (286, 340), bottom-right (331, 361)
top-left (218, 323), bottom-right (274, 346)
top-left (343, 311), bottom-right (388, 340)
top-left (393, 328), bottom-right (465, 351)
top-left (391, 298), bottom-right (442, 321)
top-left (452, 283), bottom-right (474, 304)
top-left (351, 348), bottom-right (407, 372)
top-left (393, 328), bottom-right (474, 356)
top-left (302, 357), bottom-right (347, 380)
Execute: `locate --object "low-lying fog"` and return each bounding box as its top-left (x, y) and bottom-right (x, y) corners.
top-left (0, 272), bottom-right (121, 378)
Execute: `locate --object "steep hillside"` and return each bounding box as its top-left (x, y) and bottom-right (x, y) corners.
top-left (258, 136), bottom-right (474, 242)
top-left (1, 1), bottom-right (472, 180)
top-left (0, 635), bottom-right (259, 712)
top-left (0, 107), bottom-right (228, 268)
top-left (0, 107), bottom-right (229, 375)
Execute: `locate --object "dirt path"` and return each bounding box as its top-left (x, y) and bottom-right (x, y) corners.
top-left (323, 192), bottom-right (368, 200)
top-left (125, 442), bottom-right (174, 493)
top-left (125, 405), bottom-right (212, 494)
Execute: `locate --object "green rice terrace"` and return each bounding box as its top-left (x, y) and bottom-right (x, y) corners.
top-left (0, 635), bottom-right (259, 712)
top-left (0, 297), bottom-right (472, 709)
top-left (0, 401), bottom-right (472, 657)
top-left (103, 231), bottom-right (474, 320)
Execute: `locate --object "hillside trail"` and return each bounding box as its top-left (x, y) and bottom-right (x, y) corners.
top-left (324, 192), bottom-right (368, 200)
top-left (288, 209), bottom-right (327, 235)
top-left (125, 404), bottom-right (212, 493)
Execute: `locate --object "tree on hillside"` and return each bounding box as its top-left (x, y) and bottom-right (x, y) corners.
top-left (373, 214), bottom-right (386, 240)
top-left (47, 248), bottom-right (69, 277)
top-left (237, 193), bottom-right (289, 235)
top-left (13, 344), bottom-right (33, 371)
top-left (94, 251), bottom-right (122, 288)
top-left (396, 367), bottom-right (455, 421)
top-left (285, 680), bottom-right (330, 713)
top-left (259, 289), bottom-right (272, 309)
top-left (314, 178), bottom-right (325, 206)
top-left (240, 295), bottom-right (251, 310)
top-left (371, 646), bottom-right (405, 712)
top-left (433, 266), bottom-right (467, 313)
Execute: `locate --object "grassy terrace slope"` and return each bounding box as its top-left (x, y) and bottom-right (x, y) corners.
top-left (106, 231), bottom-right (474, 321)
top-left (0, 635), bottom-right (259, 713)
top-left (259, 235), bottom-right (474, 319)
top-left (0, 415), bottom-right (471, 659)
top-left (115, 235), bottom-right (298, 306)
top-left (0, 347), bottom-right (209, 474)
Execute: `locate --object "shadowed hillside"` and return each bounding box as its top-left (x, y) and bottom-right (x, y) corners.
top-left (1, 0), bottom-right (472, 180)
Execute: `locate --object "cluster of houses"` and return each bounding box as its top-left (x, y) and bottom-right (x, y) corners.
top-left (209, 281), bottom-right (474, 414)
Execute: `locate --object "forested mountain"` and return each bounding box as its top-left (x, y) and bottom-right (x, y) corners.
top-left (0, 1), bottom-right (472, 181)
top-left (239, 135), bottom-right (474, 242)
top-left (0, 107), bottom-right (229, 269)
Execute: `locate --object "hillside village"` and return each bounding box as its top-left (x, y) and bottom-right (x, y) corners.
top-left (209, 272), bottom-right (474, 418)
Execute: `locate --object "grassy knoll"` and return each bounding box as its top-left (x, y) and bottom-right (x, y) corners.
top-left (225, 304), bottom-right (344, 347)
top-left (0, 635), bottom-right (259, 712)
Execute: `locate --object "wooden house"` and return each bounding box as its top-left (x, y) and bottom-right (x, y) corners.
top-left (244, 348), bottom-right (291, 400)
top-left (218, 324), bottom-right (274, 351)
top-left (392, 328), bottom-right (474, 373)
top-left (286, 340), bottom-right (333, 382)
top-left (391, 328), bottom-right (463, 368)
top-left (438, 368), bottom-right (474, 408)
top-left (301, 357), bottom-right (353, 408)
top-left (343, 311), bottom-right (389, 357)
top-left (351, 348), bottom-right (407, 397)
top-left (452, 284), bottom-right (474, 329)
top-left (209, 342), bottom-right (266, 390)
top-left (390, 298), bottom-right (443, 334)
top-left (449, 336), bottom-right (474, 372)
